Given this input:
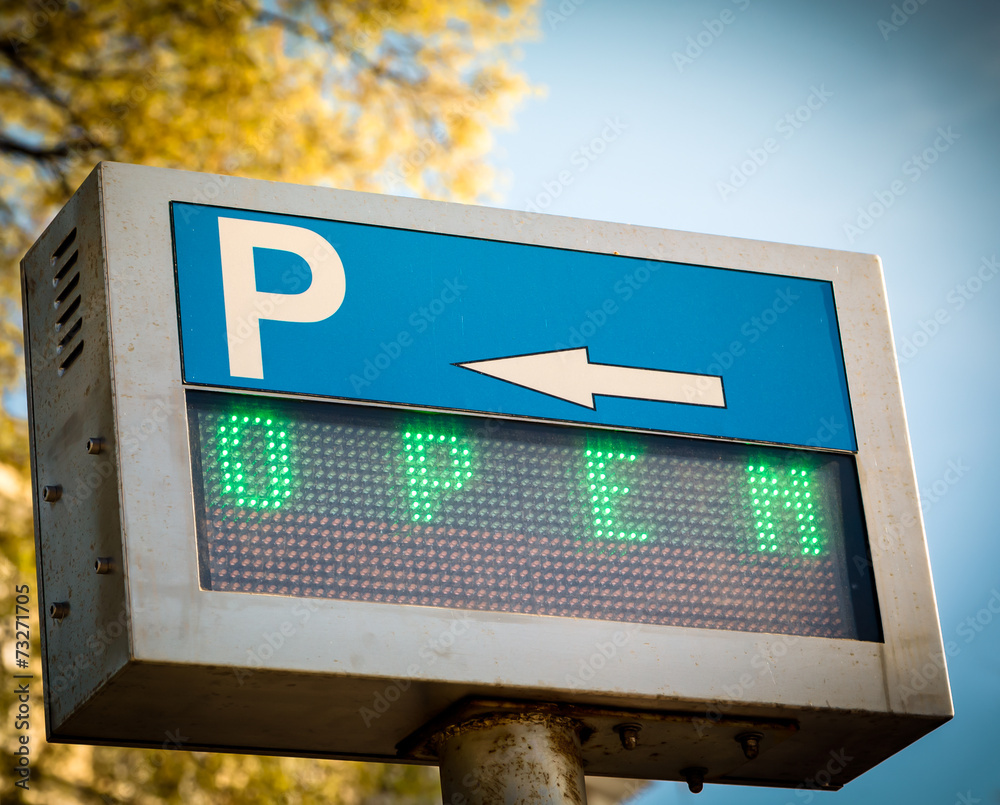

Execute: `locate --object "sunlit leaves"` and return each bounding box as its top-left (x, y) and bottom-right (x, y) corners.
top-left (0, 1), bottom-right (538, 801)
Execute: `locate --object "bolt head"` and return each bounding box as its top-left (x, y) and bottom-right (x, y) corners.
top-left (49, 601), bottom-right (70, 620)
top-left (622, 729), bottom-right (638, 750)
top-left (681, 766), bottom-right (707, 795)
top-left (736, 731), bottom-right (764, 760)
top-left (616, 723), bottom-right (641, 750)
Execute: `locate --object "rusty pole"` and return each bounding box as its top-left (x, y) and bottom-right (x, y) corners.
top-left (434, 711), bottom-right (588, 805)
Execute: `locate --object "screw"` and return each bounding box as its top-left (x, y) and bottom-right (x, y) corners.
top-left (49, 601), bottom-right (70, 620)
top-left (87, 437), bottom-right (104, 455)
top-left (42, 485), bottom-right (62, 503)
top-left (736, 731), bottom-right (764, 760)
top-left (616, 723), bottom-right (641, 750)
top-left (95, 557), bottom-right (115, 574)
top-left (681, 767), bottom-right (707, 794)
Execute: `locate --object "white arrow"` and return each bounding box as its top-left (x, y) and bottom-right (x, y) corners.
top-left (455, 348), bottom-right (726, 410)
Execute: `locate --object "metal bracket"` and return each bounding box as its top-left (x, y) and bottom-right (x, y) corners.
top-left (398, 697), bottom-right (800, 790)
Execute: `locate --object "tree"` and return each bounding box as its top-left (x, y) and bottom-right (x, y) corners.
top-left (0, 1), bottom-right (538, 800)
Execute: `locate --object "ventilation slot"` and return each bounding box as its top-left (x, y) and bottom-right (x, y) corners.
top-left (56, 317), bottom-right (82, 353)
top-left (51, 228), bottom-right (77, 264)
top-left (54, 272), bottom-right (80, 309)
top-left (58, 340), bottom-right (84, 377)
top-left (52, 249), bottom-right (79, 287)
top-left (55, 296), bottom-right (81, 330)
top-left (50, 228), bottom-right (84, 376)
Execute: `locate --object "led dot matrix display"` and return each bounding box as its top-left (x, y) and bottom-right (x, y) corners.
top-left (189, 392), bottom-right (881, 641)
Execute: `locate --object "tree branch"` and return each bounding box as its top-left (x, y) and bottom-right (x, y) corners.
top-left (0, 133), bottom-right (70, 160)
top-left (0, 40), bottom-right (70, 113)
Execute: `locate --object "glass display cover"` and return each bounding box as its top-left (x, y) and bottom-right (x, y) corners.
top-left (187, 390), bottom-right (881, 641)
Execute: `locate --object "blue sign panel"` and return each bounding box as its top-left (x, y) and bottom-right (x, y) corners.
top-left (172, 202), bottom-right (856, 451)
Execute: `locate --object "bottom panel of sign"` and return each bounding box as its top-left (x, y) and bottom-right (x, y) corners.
top-left (49, 660), bottom-right (945, 788)
top-left (186, 390), bottom-right (881, 641)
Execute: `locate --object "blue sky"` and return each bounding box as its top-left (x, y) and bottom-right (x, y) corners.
top-left (488, 1), bottom-right (1000, 802)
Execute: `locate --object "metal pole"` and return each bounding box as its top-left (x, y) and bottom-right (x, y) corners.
top-left (434, 711), bottom-right (588, 805)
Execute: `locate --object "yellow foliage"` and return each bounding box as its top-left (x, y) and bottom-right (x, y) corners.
top-left (0, 0), bottom-right (539, 800)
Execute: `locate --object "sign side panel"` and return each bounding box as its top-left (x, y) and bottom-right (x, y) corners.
top-left (20, 166), bottom-right (131, 732)
top-left (829, 253), bottom-right (952, 718)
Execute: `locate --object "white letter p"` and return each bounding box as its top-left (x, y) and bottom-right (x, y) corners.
top-left (218, 217), bottom-right (346, 379)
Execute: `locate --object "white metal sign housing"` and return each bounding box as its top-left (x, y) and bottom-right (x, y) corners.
top-left (21, 163), bottom-right (951, 790)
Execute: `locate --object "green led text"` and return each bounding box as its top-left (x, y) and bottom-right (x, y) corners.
top-left (216, 414), bottom-right (296, 509)
top-left (584, 448), bottom-right (648, 544)
top-left (745, 462), bottom-right (826, 556)
top-left (402, 429), bottom-right (475, 522)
